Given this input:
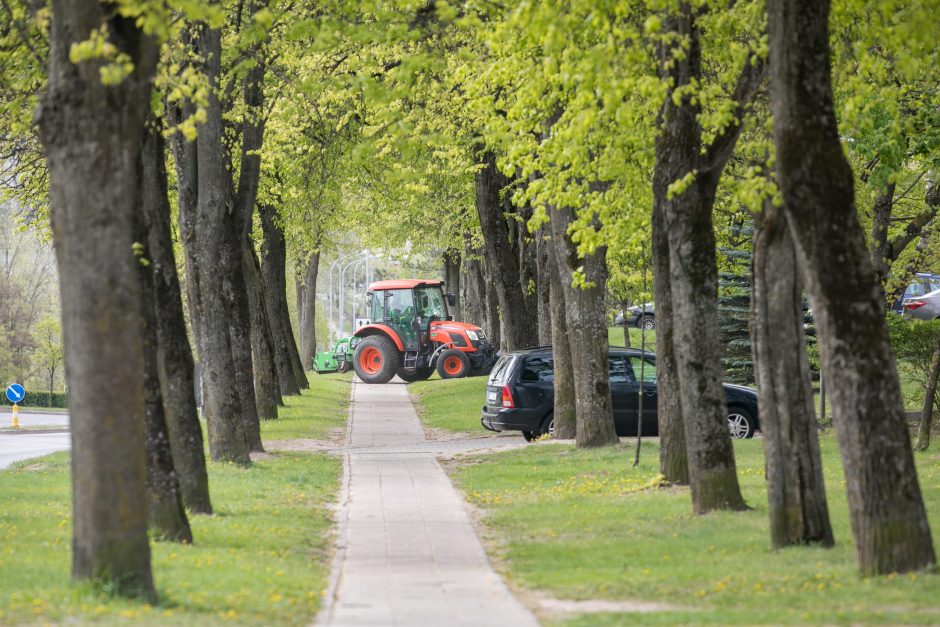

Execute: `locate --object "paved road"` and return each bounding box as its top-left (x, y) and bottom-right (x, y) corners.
top-left (0, 432), bottom-right (71, 470)
top-left (318, 381), bottom-right (538, 627)
top-left (0, 410), bottom-right (71, 470)
top-left (0, 409), bottom-right (69, 429)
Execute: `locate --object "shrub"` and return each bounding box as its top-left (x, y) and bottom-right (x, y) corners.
top-left (0, 391), bottom-right (68, 409)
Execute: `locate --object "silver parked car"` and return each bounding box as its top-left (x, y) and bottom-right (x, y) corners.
top-left (902, 288), bottom-right (940, 320)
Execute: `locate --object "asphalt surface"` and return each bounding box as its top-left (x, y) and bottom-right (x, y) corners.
top-left (0, 410), bottom-right (71, 470)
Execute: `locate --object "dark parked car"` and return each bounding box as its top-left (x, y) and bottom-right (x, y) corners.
top-left (614, 303), bottom-right (655, 330)
top-left (481, 347), bottom-right (759, 442)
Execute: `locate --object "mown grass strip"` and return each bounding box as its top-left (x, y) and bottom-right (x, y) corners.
top-left (0, 373), bottom-right (351, 625)
top-left (449, 437), bottom-right (940, 625)
top-left (409, 376), bottom-right (488, 434)
top-left (262, 372), bottom-right (351, 441)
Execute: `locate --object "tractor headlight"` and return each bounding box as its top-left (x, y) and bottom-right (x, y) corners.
top-left (466, 330), bottom-right (479, 341)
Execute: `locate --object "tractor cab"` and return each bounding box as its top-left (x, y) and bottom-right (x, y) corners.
top-left (352, 279), bottom-right (497, 384)
top-left (367, 281), bottom-right (453, 351)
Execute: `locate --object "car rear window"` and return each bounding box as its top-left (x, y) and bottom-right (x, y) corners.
top-left (521, 355), bottom-right (554, 382)
top-left (488, 354), bottom-right (517, 385)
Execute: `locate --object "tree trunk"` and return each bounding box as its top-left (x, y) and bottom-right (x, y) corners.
top-left (536, 222), bottom-right (553, 345)
top-left (481, 255), bottom-right (502, 350)
top-left (259, 203), bottom-right (303, 396)
top-left (300, 251), bottom-right (320, 368)
top-left (475, 151), bottom-right (538, 351)
top-left (443, 249), bottom-right (462, 320)
top-left (752, 198), bottom-right (833, 548)
top-left (549, 203), bottom-right (617, 447)
top-left (244, 242), bottom-right (281, 418)
top-left (549, 228), bottom-right (576, 439)
top-left (39, 2), bottom-right (157, 598)
top-left (652, 201), bottom-right (687, 484)
top-left (287, 274), bottom-right (308, 385)
top-left (768, 0), bottom-right (935, 575)
top-left (142, 121), bottom-right (211, 514)
top-left (869, 182), bottom-right (897, 300)
top-left (137, 153), bottom-right (192, 543)
top-left (184, 24), bottom-right (250, 464)
top-left (461, 240), bottom-right (488, 331)
top-left (230, 43), bottom-right (277, 424)
top-left (914, 339), bottom-right (940, 452)
top-left (653, 5), bottom-right (746, 512)
top-left (621, 300), bottom-right (632, 349)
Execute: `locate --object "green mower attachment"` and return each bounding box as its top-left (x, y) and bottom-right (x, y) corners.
top-left (313, 336), bottom-right (358, 374)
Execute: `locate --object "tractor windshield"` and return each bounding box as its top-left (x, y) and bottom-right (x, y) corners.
top-left (415, 286), bottom-right (448, 320)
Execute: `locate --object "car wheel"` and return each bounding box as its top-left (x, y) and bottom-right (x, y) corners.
top-left (353, 335), bottom-right (401, 384)
top-left (437, 349), bottom-right (470, 379)
top-left (396, 367), bottom-right (434, 383)
top-left (541, 413), bottom-right (555, 439)
top-left (637, 315), bottom-right (655, 330)
top-left (727, 407), bottom-right (755, 439)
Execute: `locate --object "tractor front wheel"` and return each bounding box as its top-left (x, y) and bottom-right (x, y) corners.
top-left (437, 349), bottom-right (470, 379)
top-left (354, 336), bottom-right (401, 384)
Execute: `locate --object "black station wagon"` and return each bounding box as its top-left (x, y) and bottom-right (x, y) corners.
top-left (481, 347), bottom-right (760, 442)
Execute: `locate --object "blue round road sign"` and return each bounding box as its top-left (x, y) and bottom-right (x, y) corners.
top-left (6, 383), bottom-right (25, 404)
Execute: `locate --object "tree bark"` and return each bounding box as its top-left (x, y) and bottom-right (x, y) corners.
top-left (752, 197), bottom-right (833, 548)
top-left (137, 145), bottom-right (193, 543)
top-left (914, 339), bottom-right (940, 452)
top-left (549, 203), bottom-right (617, 447)
top-left (461, 240), bottom-right (488, 331)
top-left (287, 272), bottom-right (309, 385)
top-left (141, 121), bottom-right (211, 514)
top-left (231, 45), bottom-right (277, 424)
top-left (182, 24), bottom-right (250, 464)
top-left (300, 251), bottom-right (320, 368)
top-left (443, 249), bottom-right (462, 320)
top-left (39, 2), bottom-right (157, 598)
top-left (481, 255), bottom-right (502, 350)
top-left (548, 227), bottom-right (576, 439)
top-left (259, 203), bottom-right (305, 394)
top-left (652, 200), bottom-right (687, 484)
top-left (652, 5), bottom-right (753, 511)
top-left (244, 241), bottom-right (281, 417)
top-left (536, 222), bottom-right (553, 345)
top-left (768, 0), bottom-right (935, 575)
top-left (475, 151), bottom-right (538, 351)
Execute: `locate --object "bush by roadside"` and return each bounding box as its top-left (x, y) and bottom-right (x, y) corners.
top-left (0, 391), bottom-right (68, 409)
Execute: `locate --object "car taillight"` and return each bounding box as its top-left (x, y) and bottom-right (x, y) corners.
top-left (501, 385), bottom-right (515, 409)
top-left (904, 300), bottom-right (926, 311)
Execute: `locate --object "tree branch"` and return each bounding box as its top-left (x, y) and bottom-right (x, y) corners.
top-left (698, 54), bottom-right (767, 200)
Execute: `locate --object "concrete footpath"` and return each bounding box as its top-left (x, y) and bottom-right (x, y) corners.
top-left (317, 381), bottom-right (538, 627)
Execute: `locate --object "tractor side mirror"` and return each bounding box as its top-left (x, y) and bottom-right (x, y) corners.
top-left (446, 292), bottom-right (457, 307)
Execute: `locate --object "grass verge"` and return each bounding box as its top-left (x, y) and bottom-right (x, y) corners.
top-left (409, 376), bottom-right (489, 434)
top-left (0, 373), bottom-right (351, 625)
top-left (261, 371), bottom-right (351, 441)
top-left (449, 436), bottom-right (940, 625)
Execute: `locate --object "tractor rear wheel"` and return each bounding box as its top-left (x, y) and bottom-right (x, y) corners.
top-left (437, 349), bottom-right (470, 379)
top-left (354, 335), bottom-right (401, 384)
top-left (396, 367), bottom-right (434, 383)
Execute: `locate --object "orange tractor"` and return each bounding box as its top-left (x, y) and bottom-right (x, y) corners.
top-left (352, 279), bottom-right (497, 384)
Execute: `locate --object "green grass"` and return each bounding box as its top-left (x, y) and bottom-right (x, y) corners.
top-left (608, 326), bottom-right (656, 348)
top-left (410, 376), bottom-right (489, 434)
top-left (261, 372), bottom-right (351, 441)
top-left (449, 436), bottom-right (940, 625)
top-left (0, 373), bottom-right (352, 625)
